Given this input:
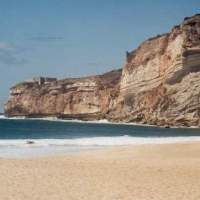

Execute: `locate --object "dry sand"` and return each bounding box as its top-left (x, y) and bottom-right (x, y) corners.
top-left (1, 143), bottom-right (200, 200)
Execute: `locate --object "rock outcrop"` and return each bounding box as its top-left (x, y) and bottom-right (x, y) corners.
top-left (4, 14), bottom-right (200, 127)
top-left (5, 70), bottom-right (122, 120)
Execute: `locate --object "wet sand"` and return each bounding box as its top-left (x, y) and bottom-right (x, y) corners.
top-left (1, 142), bottom-right (200, 200)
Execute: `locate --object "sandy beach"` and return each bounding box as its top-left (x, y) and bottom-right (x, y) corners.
top-left (1, 143), bottom-right (200, 200)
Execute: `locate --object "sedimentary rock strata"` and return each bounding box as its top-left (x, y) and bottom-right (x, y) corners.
top-left (113, 14), bottom-right (200, 126)
top-left (5, 70), bottom-right (121, 120)
top-left (5, 14), bottom-right (200, 127)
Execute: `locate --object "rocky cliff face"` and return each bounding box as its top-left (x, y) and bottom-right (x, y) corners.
top-left (5, 70), bottom-right (121, 120)
top-left (110, 14), bottom-right (200, 127)
top-left (4, 14), bottom-right (200, 127)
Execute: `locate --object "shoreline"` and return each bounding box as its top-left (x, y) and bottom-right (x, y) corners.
top-left (0, 114), bottom-right (199, 129)
top-left (19, 141), bottom-right (200, 160)
top-left (2, 137), bottom-right (200, 159)
top-left (1, 142), bottom-right (200, 199)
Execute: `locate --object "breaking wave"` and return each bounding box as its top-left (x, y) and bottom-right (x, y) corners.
top-left (0, 135), bottom-right (200, 148)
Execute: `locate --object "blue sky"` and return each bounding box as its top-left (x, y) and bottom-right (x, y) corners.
top-left (0, 0), bottom-right (200, 112)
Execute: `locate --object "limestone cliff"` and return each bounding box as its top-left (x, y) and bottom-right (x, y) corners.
top-left (109, 14), bottom-right (200, 127)
top-left (5, 70), bottom-right (121, 120)
top-left (4, 14), bottom-right (200, 127)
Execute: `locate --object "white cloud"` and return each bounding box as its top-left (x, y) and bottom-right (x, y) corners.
top-left (0, 42), bottom-right (13, 50)
top-left (30, 36), bottom-right (64, 42)
top-left (0, 42), bottom-right (27, 65)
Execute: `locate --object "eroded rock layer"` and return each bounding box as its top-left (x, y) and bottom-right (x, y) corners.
top-left (5, 70), bottom-right (121, 120)
top-left (112, 14), bottom-right (200, 126)
top-left (4, 14), bottom-right (200, 127)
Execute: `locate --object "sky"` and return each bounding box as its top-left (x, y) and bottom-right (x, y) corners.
top-left (0, 0), bottom-right (200, 112)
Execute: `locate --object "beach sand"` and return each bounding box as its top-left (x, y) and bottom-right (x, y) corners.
top-left (1, 143), bottom-right (200, 200)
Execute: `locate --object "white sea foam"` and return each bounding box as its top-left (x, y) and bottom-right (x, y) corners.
top-left (1, 115), bottom-right (200, 128)
top-left (0, 115), bottom-right (6, 119)
top-left (0, 136), bottom-right (200, 158)
top-left (0, 115), bottom-right (26, 120)
top-left (0, 135), bottom-right (200, 148)
top-left (0, 115), bottom-right (165, 128)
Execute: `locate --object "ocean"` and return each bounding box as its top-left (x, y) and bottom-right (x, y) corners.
top-left (0, 116), bottom-right (200, 158)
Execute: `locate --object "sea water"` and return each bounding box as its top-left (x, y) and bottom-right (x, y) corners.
top-left (0, 116), bottom-right (200, 158)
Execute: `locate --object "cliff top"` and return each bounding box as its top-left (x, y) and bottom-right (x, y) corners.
top-left (127, 13), bottom-right (200, 60)
top-left (11, 69), bottom-right (122, 90)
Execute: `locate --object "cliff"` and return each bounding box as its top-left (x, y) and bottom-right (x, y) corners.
top-left (5, 70), bottom-right (122, 120)
top-left (4, 14), bottom-right (200, 127)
